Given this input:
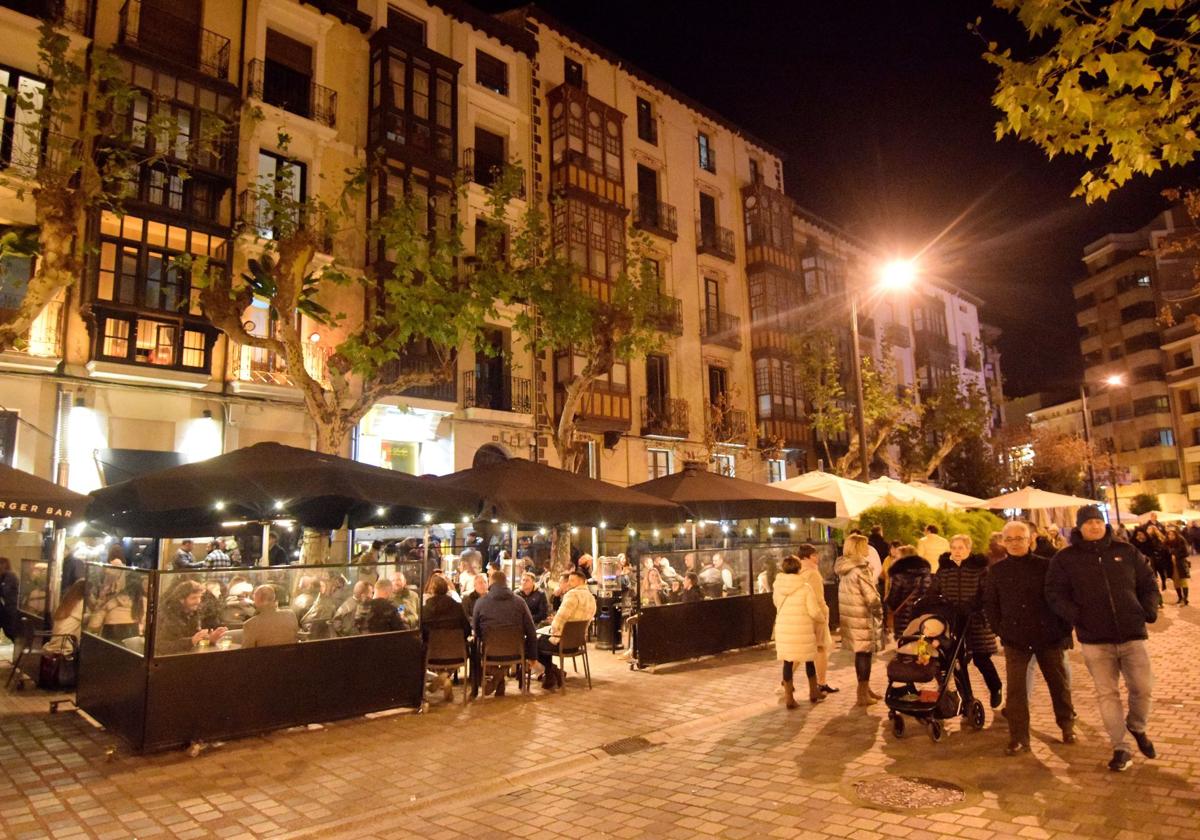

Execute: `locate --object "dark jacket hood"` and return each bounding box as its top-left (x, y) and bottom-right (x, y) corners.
top-left (1069, 525), bottom-right (1113, 547)
top-left (888, 555), bottom-right (931, 577)
top-left (937, 551), bottom-right (989, 570)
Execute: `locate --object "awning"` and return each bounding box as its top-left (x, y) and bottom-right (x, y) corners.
top-left (0, 463), bottom-right (90, 522)
top-left (95, 448), bottom-right (188, 486)
top-left (631, 465), bottom-right (835, 520)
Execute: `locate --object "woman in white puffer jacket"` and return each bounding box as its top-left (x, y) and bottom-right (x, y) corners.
top-left (773, 550), bottom-right (829, 708)
top-left (836, 533), bottom-right (884, 707)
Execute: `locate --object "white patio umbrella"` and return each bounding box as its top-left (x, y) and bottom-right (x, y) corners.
top-left (869, 476), bottom-right (974, 510)
top-left (908, 481), bottom-right (987, 509)
top-left (770, 471), bottom-right (888, 520)
top-left (1136, 510), bottom-right (1186, 524)
top-left (982, 487), bottom-right (1100, 509)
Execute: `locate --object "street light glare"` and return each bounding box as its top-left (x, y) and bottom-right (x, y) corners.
top-left (879, 259), bottom-right (916, 290)
top-left (1105, 374), bottom-right (1126, 386)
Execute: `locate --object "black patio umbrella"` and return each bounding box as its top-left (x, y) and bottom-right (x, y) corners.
top-left (0, 463), bottom-right (90, 523)
top-left (87, 442), bottom-right (482, 537)
top-left (630, 464), bottom-right (836, 521)
top-left (432, 457), bottom-right (685, 528)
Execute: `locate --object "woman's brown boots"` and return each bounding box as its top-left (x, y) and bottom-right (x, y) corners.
top-left (807, 673), bottom-right (824, 704)
top-left (782, 681), bottom-right (799, 709)
top-left (856, 682), bottom-right (878, 706)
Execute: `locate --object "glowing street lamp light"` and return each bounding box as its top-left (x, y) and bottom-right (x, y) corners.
top-left (879, 259), bottom-right (916, 291)
top-left (1104, 374), bottom-right (1126, 387)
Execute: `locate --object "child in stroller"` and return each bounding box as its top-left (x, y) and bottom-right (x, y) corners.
top-left (884, 596), bottom-right (986, 741)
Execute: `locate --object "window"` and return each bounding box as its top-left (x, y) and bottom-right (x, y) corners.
top-left (1107, 346), bottom-right (1124, 361)
top-left (1120, 301), bottom-right (1157, 323)
top-left (1124, 332), bottom-right (1159, 354)
top-left (472, 126), bottom-right (506, 187)
top-left (697, 131), bottom-right (715, 173)
top-left (1140, 428), bottom-right (1175, 448)
top-left (0, 249), bottom-right (33, 316)
top-left (1134, 395), bottom-right (1170, 416)
top-left (387, 7), bottom-right (426, 43)
top-left (0, 411), bottom-right (14, 466)
top-left (0, 66), bottom-right (47, 176)
top-left (575, 439), bottom-right (598, 479)
top-left (647, 448), bottom-right (671, 480)
top-left (263, 30), bottom-right (314, 119)
top-left (1130, 364), bottom-right (1164, 383)
top-left (370, 46), bottom-right (456, 163)
top-left (768, 458), bottom-right (786, 484)
top-left (749, 157), bottom-right (761, 184)
top-left (708, 365), bottom-right (728, 405)
top-left (636, 96), bottom-right (656, 144)
top-left (712, 452), bottom-right (735, 477)
top-left (551, 199), bottom-right (625, 291)
top-left (1116, 272), bottom-right (1153, 293)
top-left (254, 151), bottom-right (306, 238)
top-left (699, 192), bottom-right (718, 239)
top-left (475, 50), bottom-right (508, 96)
top-left (564, 57), bottom-right (584, 88)
top-left (1174, 349), bottom-right (1194, 369)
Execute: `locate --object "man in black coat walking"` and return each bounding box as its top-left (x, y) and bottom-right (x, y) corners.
top-left (983, 521), bottom-right (1075, 755)
top-left (1046, 505), bottom-right (1160, 772)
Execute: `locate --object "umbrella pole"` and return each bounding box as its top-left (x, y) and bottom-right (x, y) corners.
top-left (591, 526), bottom-right (599, 559)
top-left (691, 521), bottom-right (697, 551)
top-left (48, 526), bottom-right (66, 614)
top-left (511, 525), bottom-right (518, 588)
top-left (260, 521), bottom-right (270, 567)
top-left (424, 525), bottom-right (431, 584)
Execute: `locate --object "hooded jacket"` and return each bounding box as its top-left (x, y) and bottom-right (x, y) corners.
top-left (931, 552), bottom-right (997, 655)
top-left (885, 555), bottom-right (933, 635)
top-left (836, 554), bottom-right (882, 654)
top-left (982, 552), bottom-right (1071, 652)
top-left (772, 571), bottom-right (826, 663)
top-left (1045, 526), bottom-right (1159, 644)
top-left (472, 582), bottom-right (538, 659)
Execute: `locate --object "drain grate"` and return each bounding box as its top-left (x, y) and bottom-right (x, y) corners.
top-left (600, 736), bottom-right (652, 756)
top-left (853, 776), bottom-right (965, 810)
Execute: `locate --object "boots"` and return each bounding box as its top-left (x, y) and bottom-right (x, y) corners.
top-left (782, 680), bottom-right (799, 709)
top-left (856, 681), bottom-right (878, 707)
top-left (807, 672), bottom-right (824, 704)
top-left (869, 686), bottom-right (883, 700)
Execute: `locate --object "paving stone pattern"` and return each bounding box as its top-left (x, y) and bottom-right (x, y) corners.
top-left (1, 604), bottom-right (1198, 839)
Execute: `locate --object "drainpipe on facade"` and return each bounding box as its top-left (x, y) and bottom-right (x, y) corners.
top-left (47, 386), bottom-right (74, 612)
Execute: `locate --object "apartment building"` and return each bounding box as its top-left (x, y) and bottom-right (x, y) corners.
top-left (1072, 206), bottom-right (1196, 512)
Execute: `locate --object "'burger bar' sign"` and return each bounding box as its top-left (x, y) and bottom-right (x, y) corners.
top-left (0, 500), bottom-right (75, 519)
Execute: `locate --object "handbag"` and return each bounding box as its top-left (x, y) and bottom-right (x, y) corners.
top-left (38, 636), bottom-right (78, 690)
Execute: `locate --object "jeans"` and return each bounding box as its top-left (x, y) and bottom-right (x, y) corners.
top-left (1003, 645), bottom-right (1074, 746)
top-left (1080, 640), bottom-right (1154, 750)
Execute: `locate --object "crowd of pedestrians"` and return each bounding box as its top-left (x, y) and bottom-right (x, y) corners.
top-left (773, 505), bottom-right (1176, 772)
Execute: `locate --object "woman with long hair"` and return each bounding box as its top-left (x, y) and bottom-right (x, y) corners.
top-left (86, 575), bottom-right (145, 642)
top-left (836, 533), bottom-right (884, 706)
top-left (45, 579), bottom-right (87, 653)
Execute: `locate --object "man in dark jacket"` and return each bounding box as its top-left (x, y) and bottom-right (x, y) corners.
top-left (471, 570), bottom-right (537, 698)
top-left (358, 579), bottom-right (406, 634)
top-left (984, 521), bottom-right (1075, 755)
top-left (1046, 505), bottom-right (1159, 772)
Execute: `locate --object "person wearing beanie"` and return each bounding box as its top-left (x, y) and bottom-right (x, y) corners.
top-left (1046, 505), bottom-right (1160, 772)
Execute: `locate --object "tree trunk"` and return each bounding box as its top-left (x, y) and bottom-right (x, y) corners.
top-left (550, 524), bottom-right (574, 577)
top-left (0, 216), bottom-right (76, 352)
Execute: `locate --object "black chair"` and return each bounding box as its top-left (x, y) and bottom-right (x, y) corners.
top-left (479, 624), bottom-right (529, 695)
top-left (553, 620), bottom-right (592, 691)
top-left (425, 627), bottom-right (469, 705)
top-left (7, 614), bottom-right (69, 691)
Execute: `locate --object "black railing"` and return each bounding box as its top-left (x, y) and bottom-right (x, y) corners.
top-left (461, 148), bottom-right (526, 198)
top-left (696, 222), bottom-right (735, 260)
top-left (380, 355), bottom-right (456, 402)
top-left (647, 293), bottom-right (683, 334)
top-left (700, 309), bottom-right (741, 349)
top-left (462, 371), bottom-right (532, 414)
top-left (3, 0), bottom-right (89, 30)
top-left (884, 322), bottom-right (911, 348)
top-left (119, 0), bottom-right (230, 81)
top-left (633, 194), bottom-right (677, 239)
top-left (641, 396), bottom-right (688, 439)
top-left (246, 60), bottom-right (337, 128)
top-left (708, 407), bottom-right (748, 443)
top-left (236, 190), bottom-right (331, 251)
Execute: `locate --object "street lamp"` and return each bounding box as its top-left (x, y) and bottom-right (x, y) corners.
top-left (849, 259), bottom-right (917, 480)
top-left (1079, 373), bottom-right (1127, 525)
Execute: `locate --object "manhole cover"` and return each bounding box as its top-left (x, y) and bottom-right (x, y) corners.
top-left (600, 736), bottom-right (652, 756)
top-left (853, 776), bottom-right (965, 810)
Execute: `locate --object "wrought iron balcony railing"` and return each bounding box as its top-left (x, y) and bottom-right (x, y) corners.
top-left (641, 396), bottom-right (688, 439)
top-left (633, 194), bottom-right (678, 240)
top-left (707, 406), bottom-right (748, 443)
top-left (246, 59), bottom-right (337, 128)
top-left (119, 0), bottom-right (231, 81)
top-left (462, 371), bottom-right (532, 414)
top-left (236, 190), bottom-right (331, 251)
top-left (700, 309), bottom-right (741, 350)
top-left (696, 221), bottom-right (735, 261)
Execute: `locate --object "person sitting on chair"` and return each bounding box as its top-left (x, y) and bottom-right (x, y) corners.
top-left (471, 570), bottom-right (537, 698)
top-left (536, 569), bottom-right (597, 691)
top-left (241, 585), bottom-right (299, 648)
top-left (518, 572), bottom-right (549, 624)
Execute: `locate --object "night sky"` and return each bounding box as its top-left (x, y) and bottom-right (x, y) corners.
top-left (483, 0), bottom-right (1195, 397)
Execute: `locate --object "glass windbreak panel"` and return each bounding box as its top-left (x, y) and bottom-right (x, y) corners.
top-left (152, 564), bottom-right (419, 657)
top-left (18, 558), bottom-right (49, 617)
top-left (638, 548), bottom-right (751, 606)
top-left (83, 563), bottom-right (151, 655)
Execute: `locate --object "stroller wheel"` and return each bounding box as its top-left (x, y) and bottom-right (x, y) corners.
top-left (967, 699), bottom-right (986, 730)
top-left (929, 719), bottom-right (945, 743)
top-left (892, 714), bottom-right (905, 738)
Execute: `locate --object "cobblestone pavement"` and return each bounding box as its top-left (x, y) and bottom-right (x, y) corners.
top-left (2, 604), bottom-right (1198, 840)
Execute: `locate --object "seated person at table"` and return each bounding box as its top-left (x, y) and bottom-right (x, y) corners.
top-left (241, 585), bottom-right (299, 648)
top-left (302, 575), bottom-right (346, 636)
top-left (331, 580), bottom-right (372, 636)
top-left (462, 573), bottom-right (488, 619)
top-left (681, 572), bottom-right (704, 603)
top-left (472, 570), bottom-right (538, 698)
top-left (536, 569), bottom-right (597, 691)
top-left (713, 554), bottom-right (735, 593)
top-left (658, 557), bottom-right (680, 585)
top-left (458, 550), bottom-right (482, 594)
top-left (548, 573), bottom-right (571, 612)
top-left (86, 575), bottom-right (146, 642)
top-left (425, 569), bottom-right (462, 604)
top-left (158, 580), bottom-right (227, 654)
top-left (575, 554), bottom-right (595, 581)
top-left (390, 571), bottom-right (421, 628)
top-left (518, 572), bottom-right (549, 625)
top-left (358, 578), bottom-right (406, 634)
top-left (290, 576), bottom-right (321, 620)
top-left (697, 558), bottom-right (724, 598)
top-left (422, 575), bottom-right (472, 701)
top-left (221, 576), bottom-right (255, 625)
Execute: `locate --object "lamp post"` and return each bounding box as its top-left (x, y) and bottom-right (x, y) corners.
top-left (849, 259), bottom-right (916, 481)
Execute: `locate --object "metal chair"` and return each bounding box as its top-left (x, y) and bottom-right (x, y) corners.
top-left (425, 627), bottom-right (469, 705)
top-left (7, 614), bottom-right (55, 690)
top-left (554, 620), bottom-right (592, 691)
top-left (479, 624), bottom-right (529, 695)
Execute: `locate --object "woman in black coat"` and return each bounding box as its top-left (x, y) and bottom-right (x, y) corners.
top-left (0, 557), bottom-right (19, 644)
top-left (932, 534), bottom-right (1003, 708)
top-left (885, 552), bottom-right (933, 639)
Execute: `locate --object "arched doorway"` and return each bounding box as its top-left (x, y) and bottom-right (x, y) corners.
top-left (472, 443), bottom-right (510, 468)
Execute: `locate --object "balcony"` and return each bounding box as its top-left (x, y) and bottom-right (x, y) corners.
top-left (632, 194), bottom-right (677, 240)
top-left (641, 396), bottom-right (688, 439)
top-left (707, 406), bottom-right (748, 444)
top-left (246, 60), bottom-right (337, 128)
top-left (461, 148), bottom-right (525, 197)
top-left (701, 309), bottom-right (741, 350)
top-left (696, 222), bottom-right (735, 261)
top-left (0, 296), bottom-right (64, 371)
top-left (647, 293), bottom-right (683, 334)
top-left (884, 322), bottom-right (911, 348)
top-left (380, 354), bottom-right (456, 402)
top-left (462, 371), bottom-right (532, 414)
top-left (118, 0), bottom-right (231, 82)
top-left (237, 190), bottom-right (331, 251)
top-left (233, 340), bottom-right (329, 389)
top-left (1, 0), bottom-right (89, 30)
top-left (964, 349), bottom-right (982, 372)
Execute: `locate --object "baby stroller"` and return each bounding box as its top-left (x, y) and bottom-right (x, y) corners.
top-left (884, 595), bottom-right (986, 742)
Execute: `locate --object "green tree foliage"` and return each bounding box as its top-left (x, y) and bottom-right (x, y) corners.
top-left (982, 0), bottom-right (1200, 202)
top-left (853, 502), bottom-right (1006, 556)
top-left (899, 372), bottom-right (993, 481)
top-left (939, 436), bottom-right (1007, 499)
top-left (1128, 492), bottom-right (1161, 515)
